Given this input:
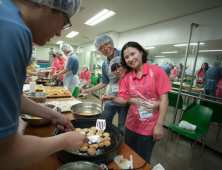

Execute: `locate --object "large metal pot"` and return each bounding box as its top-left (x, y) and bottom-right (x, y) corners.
top-left (70, 102), bottom-right (102, 119)
top-left (57, 161), bottom-right (103, 170)
top-left (38, 69), bottom-right (52, 79)
top-left (53, 119), bottom-right (123, 165)
top-left (20, 104), bottom-right (62, 126)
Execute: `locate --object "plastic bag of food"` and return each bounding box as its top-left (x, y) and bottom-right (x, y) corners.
top-left (114, 155), bottom-right (131, 169)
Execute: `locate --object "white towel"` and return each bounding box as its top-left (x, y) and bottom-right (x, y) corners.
top-left (152, 163), bottom-right (165, 170)
top-left (179, 121), bottom-right (196, 131)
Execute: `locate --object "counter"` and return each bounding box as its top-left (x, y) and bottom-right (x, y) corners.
top-left (18, 96), bottom-right (152, 170)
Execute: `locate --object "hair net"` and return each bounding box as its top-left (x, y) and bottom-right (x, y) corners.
top-left (55, 50), bottom-right (64, 55)
top-left (61, 44), bottom-right (73, 51)
top-left (94, 34), bottom-right (114, 50)
top-left (49, 49), bottom-right (55, 54)
top-left (29, 0), bottom-right (81, 18)
top-left (83, 65), bottom-right (89, 70)
top-left (169, 62), bottom-right (174, 66)
top-left (163, 59), bottom-right (170, 64)
top-left (212, 60), bottom-right (222, 66)
top-left (109, 57), bottom-right (121, 74)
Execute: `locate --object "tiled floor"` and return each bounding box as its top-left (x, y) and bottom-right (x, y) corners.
top-left (78, 94), bottom-right (222, 170)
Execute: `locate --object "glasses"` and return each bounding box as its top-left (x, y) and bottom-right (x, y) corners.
top-left (99, 42), bottom-right (110, 51)
top-left (112, 65), bottom-right (123, 74)
top-left (62, 12), bottom-right (72, 30)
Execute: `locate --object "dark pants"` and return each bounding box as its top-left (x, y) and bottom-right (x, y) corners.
top-left (125, 127), bottom-right (155, 164)
top-left (204, 90), bottom-right (216, 101)
top-left (103, 104), bottom-right (129, 132)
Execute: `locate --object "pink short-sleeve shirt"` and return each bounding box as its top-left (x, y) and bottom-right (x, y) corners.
top-left (196, 70), bottom-right (205, 83)
top-left (79, 71), bottom-right (91, 84)
top-left (118, 63), bottom-right (172, 135)
top-left (55, 57), bottom-right (66, 83)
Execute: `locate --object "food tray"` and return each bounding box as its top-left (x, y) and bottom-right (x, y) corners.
top-left (45, 90), bottom-right (72, 98)
top-left (36, 85), bottom-right (43, 91)
top-left (46, 101), bottom-right (82, 112)
top-left (43, 86), bottom-right (67, 91)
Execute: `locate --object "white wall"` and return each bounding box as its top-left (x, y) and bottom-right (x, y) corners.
top-left (119, 6), bottom-right (222, 48)
top-left (36, 44), bottom-right (60, 61)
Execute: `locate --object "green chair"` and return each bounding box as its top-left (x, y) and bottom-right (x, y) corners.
top-left (72, 86), bottom-right (80, 98)
top-left (200, 100), bottom-right (222, 145)
top-left (165, 104), bottom-right (213, 166)
top-left (89, 76), bottom-right (100, 88)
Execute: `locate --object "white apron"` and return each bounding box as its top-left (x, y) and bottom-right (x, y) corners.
top-left (169, 68), bottom-right (178, 81)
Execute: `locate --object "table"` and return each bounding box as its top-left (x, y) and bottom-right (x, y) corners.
top-left (18, 97), bottom-right (152, 170)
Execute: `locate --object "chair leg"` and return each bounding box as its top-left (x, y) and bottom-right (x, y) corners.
top-left (201, 135), bottom-right (206, 156)
top-left (164, 128), bottom-right (171, 151)
top-left (176, 134), bottom-right (180, 150)
top-left (215, 125), bottom-right (221, 145)
top-left (179, 109), bottom-right (183, 122)
top-left (190, 139), bottom-right (197, 167)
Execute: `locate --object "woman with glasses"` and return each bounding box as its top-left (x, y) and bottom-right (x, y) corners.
top-left (102, 41), bottom-right (172, 163)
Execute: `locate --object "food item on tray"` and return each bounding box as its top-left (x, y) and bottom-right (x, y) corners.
top-left (31, 116), bottom-right (42, 119)
top-left (89, 130), bottom-right (96, 134)
top-left (35, 85), bottom-right (42, 91)
top-left (79, 145), bottom-right (88, 152)
top-left (96, 132), bottom-right (103, 137)
top-left (84, 143), bottom-right (89, 146)
top-left (98, 142), bottom-right (104, 148)
top-left (91, 126), bottom-right (97, 131)
top-left (82, 128), bottom-right (89, 133)
top-left (90, 144), bottom-right (98, 149)
top-left (79, 113), bottom-right (94, 115)
top-left (103, 132), bottom-right (110, 137)
top-left (79, 131), bottom-right (86, 135)
top-left (75, 128), bottom-right (81, 132)
top-left (98, 129), bottom-right (104, 133)
top-left (87, 147), bottom-right (96, 155)
top-left (46, 90), bottom-right (71, 97)
top-left (103, 136), bottom-right (111, 141)
top-left (87, 132), bottom-right (95, 137)
top-left (103, 140), bottom-right (111, 147)
top-left (43, 86), bottom-right (66, 91)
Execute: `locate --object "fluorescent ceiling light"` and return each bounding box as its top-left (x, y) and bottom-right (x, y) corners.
top-left (56, 41), bottom-right (63, 44)
top-left (66, 31), bottom-right (79, 38)
top-left (155, 56), bottom-right (165, 57)
top-left (161, 51), bottom-right (178, 54)
top-left (199, 50), bottom-right (222, 52)
top-left (145, 47), bottom-right (155, 49)
top-left (85, 9), bottom-right (116, 26)
top-left (174, 43), bottom-right (205, 46)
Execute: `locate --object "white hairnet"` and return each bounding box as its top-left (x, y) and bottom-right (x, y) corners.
top-left (61, 44), bottom-right (73, 51)
top-left (49, 49), bottom-right (55, 54)
top-left (109, 57), bottom-right (121, 74)
top-left (213, 60), bottom-right (222, 66)
top-left (169, 62), bottom-right (174, 66)
top-left (55, 50), bottom-right (64, 55)
top-left (94, 34), bottom-right (114, 50)
top-left (163, 59), bottom-right (170, 64)
top-left (83, 65), bottom-right (89, 70)
top-left (29, 0), bottom-right (81, 18)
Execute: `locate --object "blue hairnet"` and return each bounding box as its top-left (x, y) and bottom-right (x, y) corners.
top-left (61, 44), bottom-right (73, 51)
top-left (212, 60), bottom-right (222, 66)
top-left (55, 50), bottom-right (64, 55)
top-left (169, 62), bottom-right (174, 66)
top-left (29, 0), bottom-right (81, 18)
top-left (163, 59), bottom-right (170, 64)
top-left (94, 34), bottom-right (114, 50)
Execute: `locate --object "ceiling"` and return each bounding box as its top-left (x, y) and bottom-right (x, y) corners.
top-left (48, 0), bottom-right (222, 46)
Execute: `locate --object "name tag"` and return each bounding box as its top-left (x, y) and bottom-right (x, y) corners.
top-left (138, 107), bottom-right (153, 120)
top-left (111, 84), bottom-right (119, 93)
top-left (199, 77), bottom-right (203, 80)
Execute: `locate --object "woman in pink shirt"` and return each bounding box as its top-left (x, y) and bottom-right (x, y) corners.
top-left (78, 65), bottom-right (91, 98)
top-left (47, 50), bottom-right (58, 76)
top-left (196, 62), bottom-right (209, 85)
top-left (54, 50), bottom-right (67, 84)
top-left (169, 62), bottom-right (178, 81)
top-left (102, 42), bottom-right (172, 163)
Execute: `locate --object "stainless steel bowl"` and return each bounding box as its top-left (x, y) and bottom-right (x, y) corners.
top-left (70, 102), bottom-right (102, 119)
top-left (45, 82), bottom-right (57, 86)
top-left (38, 70), bottom-right (52, 79)
top-left (20, 104), bottom-right (62, 126)
top-left (25, 92), bottom-right (49, 103)
top-left (57, 161), bottom-right (102, 170)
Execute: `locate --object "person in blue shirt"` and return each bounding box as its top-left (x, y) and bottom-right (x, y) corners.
top-left (82, 34), bottom-right (129, 132)
top-left (159, 59), bottom-right (171, 77)
top-left (0, 1), bottom-right (88, 169)
top-left (203, 60), bottom-right (222, 100)
top-left (52, 44), bottom-right (79, 93)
